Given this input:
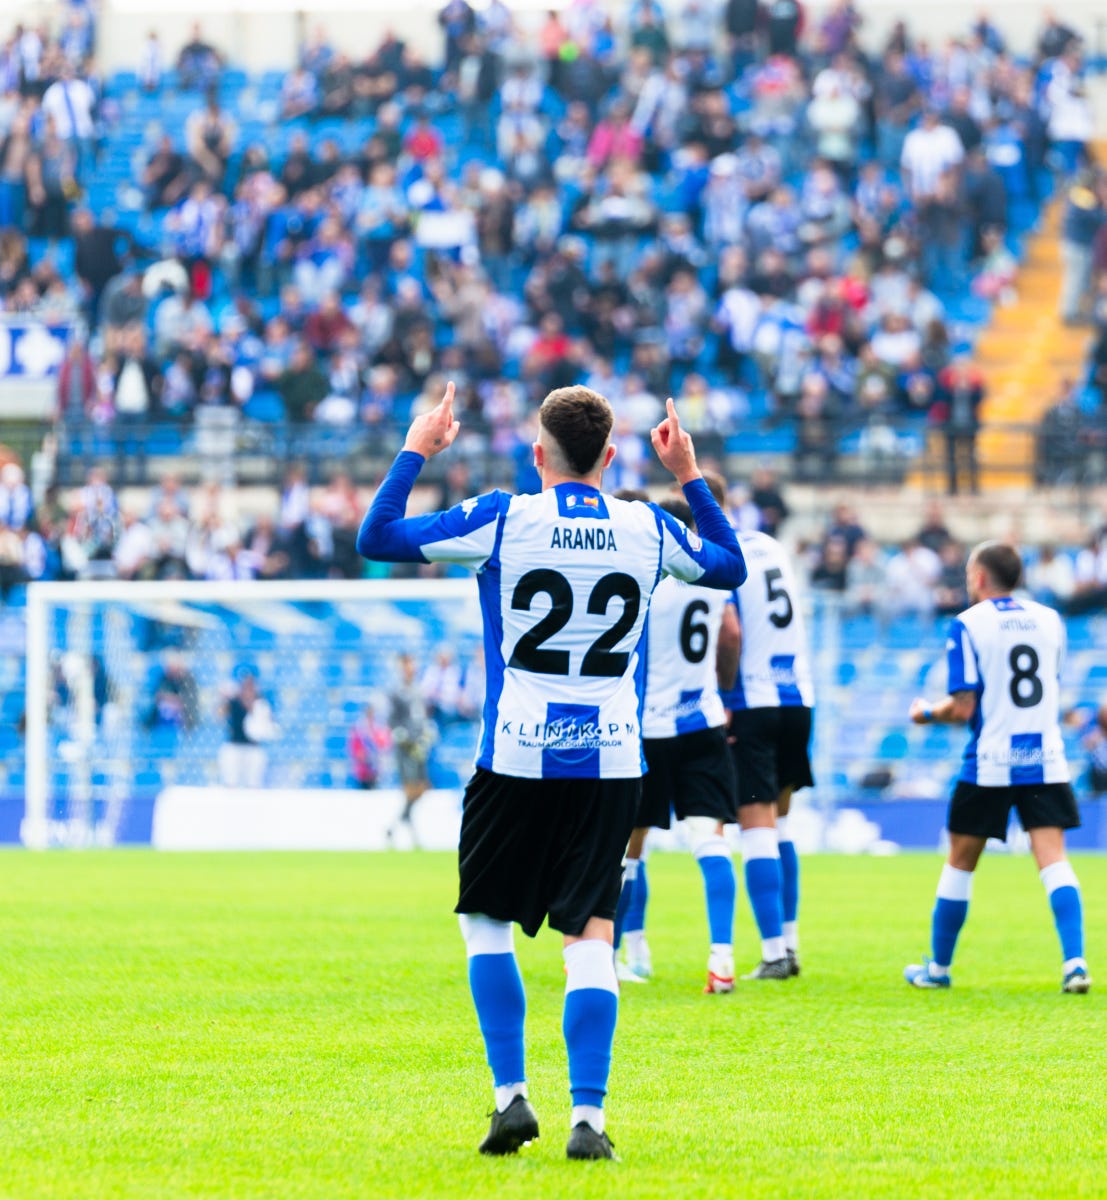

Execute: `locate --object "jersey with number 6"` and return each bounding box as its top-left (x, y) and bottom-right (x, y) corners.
top-left (642, 576), bottom-right (729, 739)
top-left (358, 462), bottom-right (747, 779)
top-left (720, 530), bottom-right (813, 710)
top-left (946, 596), bottom-right (1069, 786)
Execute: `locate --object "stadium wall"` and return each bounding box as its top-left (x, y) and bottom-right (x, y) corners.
top-left (12, 0), bottom-right (1107, 73)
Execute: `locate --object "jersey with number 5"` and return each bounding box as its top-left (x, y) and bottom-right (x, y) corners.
top-left (360, 468), bottom-right (746, 778)
top-left (642, 576), bottom-right (729, 739)
top-left (947, 596), bottom-right (1069, 786)
top-left (720, 530), bottom-right (814, 710)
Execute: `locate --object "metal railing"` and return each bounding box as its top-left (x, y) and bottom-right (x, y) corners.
top-left (44, 413), bottom-right (1107, 495)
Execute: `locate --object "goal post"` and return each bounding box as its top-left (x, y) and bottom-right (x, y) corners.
top-left (23, 578), bottom-right (483, 849)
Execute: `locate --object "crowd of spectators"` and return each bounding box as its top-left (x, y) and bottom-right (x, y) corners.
top-left (796, 494), bottom-right (1107, 618)
top-left (0, 3), bottom-right (1093, 496)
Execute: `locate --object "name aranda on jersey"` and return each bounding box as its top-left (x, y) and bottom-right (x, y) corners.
top-left (358, 457), bottom-right (747, 779)
top-left (551, 526), bottom-right (618, 551)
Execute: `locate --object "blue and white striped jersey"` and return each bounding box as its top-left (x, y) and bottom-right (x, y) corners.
top-left (720, 530), bottom-right (814, 711)
top-left (642, 576), bottom-right (729, 739)
top-left (947, 596), bottom-right (1069, 787)
top-left (358, 452), bottom-right (747, 779)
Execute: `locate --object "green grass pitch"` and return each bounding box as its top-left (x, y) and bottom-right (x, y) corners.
top-left (0, 850), bottom-right (1103, 1199)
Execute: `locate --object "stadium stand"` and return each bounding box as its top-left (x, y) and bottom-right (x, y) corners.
top-left (2, 2), bottom-right (1107, 846)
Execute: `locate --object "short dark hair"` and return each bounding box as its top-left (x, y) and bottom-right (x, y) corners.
top-left (658, 496), bottom-right (695, 532)
top-left (539, 386), bottom-right (614, 477)
top-left (971, 541), bottom-right (1023, 591)
top-left (701, 469), bottom-right (728, 507)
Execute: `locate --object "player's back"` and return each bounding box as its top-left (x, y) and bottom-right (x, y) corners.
top-left (642, 575), bottom-right (729, 738)
top-left (483, 485), bottom-right (703, 778)
top-left (723, 530), bottom-right (813, 711)
top-left (951, 596), bottom-right (1069, 786)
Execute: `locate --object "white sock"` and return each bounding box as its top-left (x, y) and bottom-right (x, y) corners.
top-left (762, 936), bottom-right (786, 962)
top-left (624, 930), bottom-right (647, 956)
top-left (783, 921), bottom-right (798, 952)
top-left (571, 1104), bottom-right (604, 1134)
top-left (495, 1082), bottom-right (527, 1112)
top-left (1063, 957), bottom-right (1088, 975)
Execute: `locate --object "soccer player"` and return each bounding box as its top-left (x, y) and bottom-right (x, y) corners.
top-left (904, 541), bottom-right (1091, 993)
top-left (721, 526), bottom-right (814, 980)
top-left (613, 495), bottom-right (742, 993)
top-left (357, 382), bottom-right (747, 1160)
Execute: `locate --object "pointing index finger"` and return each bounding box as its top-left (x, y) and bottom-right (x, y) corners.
top-left (666, 397), bottom-right (679, 425)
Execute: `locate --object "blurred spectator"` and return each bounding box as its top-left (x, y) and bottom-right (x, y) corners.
top-left (1027, 545), bottom-right (1076, 609)
top-left (932, 541), bottom-right (969, 615)
top-left (40, 59), bottom-right (95, 179)
top-left (931, 358), bottom-right (985, 495)
top-left (1059, 170), bottom-right (1105, 324)
top-left (144, 652), bottom-right (198, 731)
top-left (845, 537), bottom-right (885, 613)
top-left (138, 30), bottom-right (163, 93)
top-left (218, 670), bottom-right (278, 788)
top-left (185, 91), bottom-right (236, 188)
top-left (810, 534), bottom-right (849, 591)
top-left (1070, 532), bottom-right (1107, 613)
top-left (0, 462), bottom-right (33, 530)
top-left (1078, 702), bottom-right (1107, 793)
top-left (883, 538), bottom-right (942, 616)
top-left (177, 23), bottom-right (223, 92)
top-left (387, 652), bottom-right (437, 845)
top-left (1036, 381), bottom-right (1085, 485)
top-left (748, 465), bottom-right (790, 535)
top-left (914, 500), bottom-right (952, 554)
top-left (347, 701), bottom-right (392, 789)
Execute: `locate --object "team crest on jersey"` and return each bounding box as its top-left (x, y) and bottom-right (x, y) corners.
top-left (687, 531), bottom-right (702, 551)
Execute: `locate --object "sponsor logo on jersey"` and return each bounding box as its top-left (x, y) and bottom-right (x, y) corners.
top-left (461, 497), bottom-right (478, 519)
top-left (500, 716), bottom-right (636, 749)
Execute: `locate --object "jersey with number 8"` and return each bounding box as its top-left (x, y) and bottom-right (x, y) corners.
top-left (946, 595), bottom-right (1069, 786)
top-left (720, 530), bottom-right (814, 710)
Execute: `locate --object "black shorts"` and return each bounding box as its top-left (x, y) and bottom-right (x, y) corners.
top-left (948, 781), bottom-right (1081, 842)
top-left (638, 726), bottom-right (737, 830)
top-left (728, 706), bottom-right (814, 807)
top-left (455, 767), bottom-right (640, 938)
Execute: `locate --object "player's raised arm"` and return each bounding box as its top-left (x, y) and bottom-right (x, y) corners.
top-left (402, 380), bottom-right (461, 459)
top-left (651, 398), bottom-right (746, 590)
top-left (357, 381), bottom-right (502, 567)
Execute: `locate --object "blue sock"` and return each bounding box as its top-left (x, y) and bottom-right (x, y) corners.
top-left (742, 827), bottom-right (783, 956)
top-left (931, 898), bottom-right (969, 968)
top-left (779, 836), bottom-right (799, 926)
top-left (625, 859), bottom-right (648, 936)
top-left (931, 864), bottom-right (973, 969)
top-left (697, 852), bottom-right (736, 945)
top-left (1041, 860), bottom-right (1084, 964)
top-left (1050, 888), bottom-right (1084, 962)
top-left (612, 859), bottom-right (638, 952)
top-left (563, 941), bottom-right (619, 1109)
top-left (468, 953), bottom-right (526, 1087)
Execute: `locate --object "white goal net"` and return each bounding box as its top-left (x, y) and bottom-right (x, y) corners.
top-left (24, 579), bottom-right (484, 849)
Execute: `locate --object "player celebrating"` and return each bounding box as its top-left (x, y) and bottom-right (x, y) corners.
top-left (904, 541), bottom-right (1091, 994)
top-left (722, 526), bottom-right (814, 980)
top-left (357, 383), bottom-right (747, 1160)
top-left (613, 495), bottom-right (742, 993)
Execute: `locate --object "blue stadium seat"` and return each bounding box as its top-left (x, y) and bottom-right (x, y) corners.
top-left (878, 732), bottom-right (910, 760)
